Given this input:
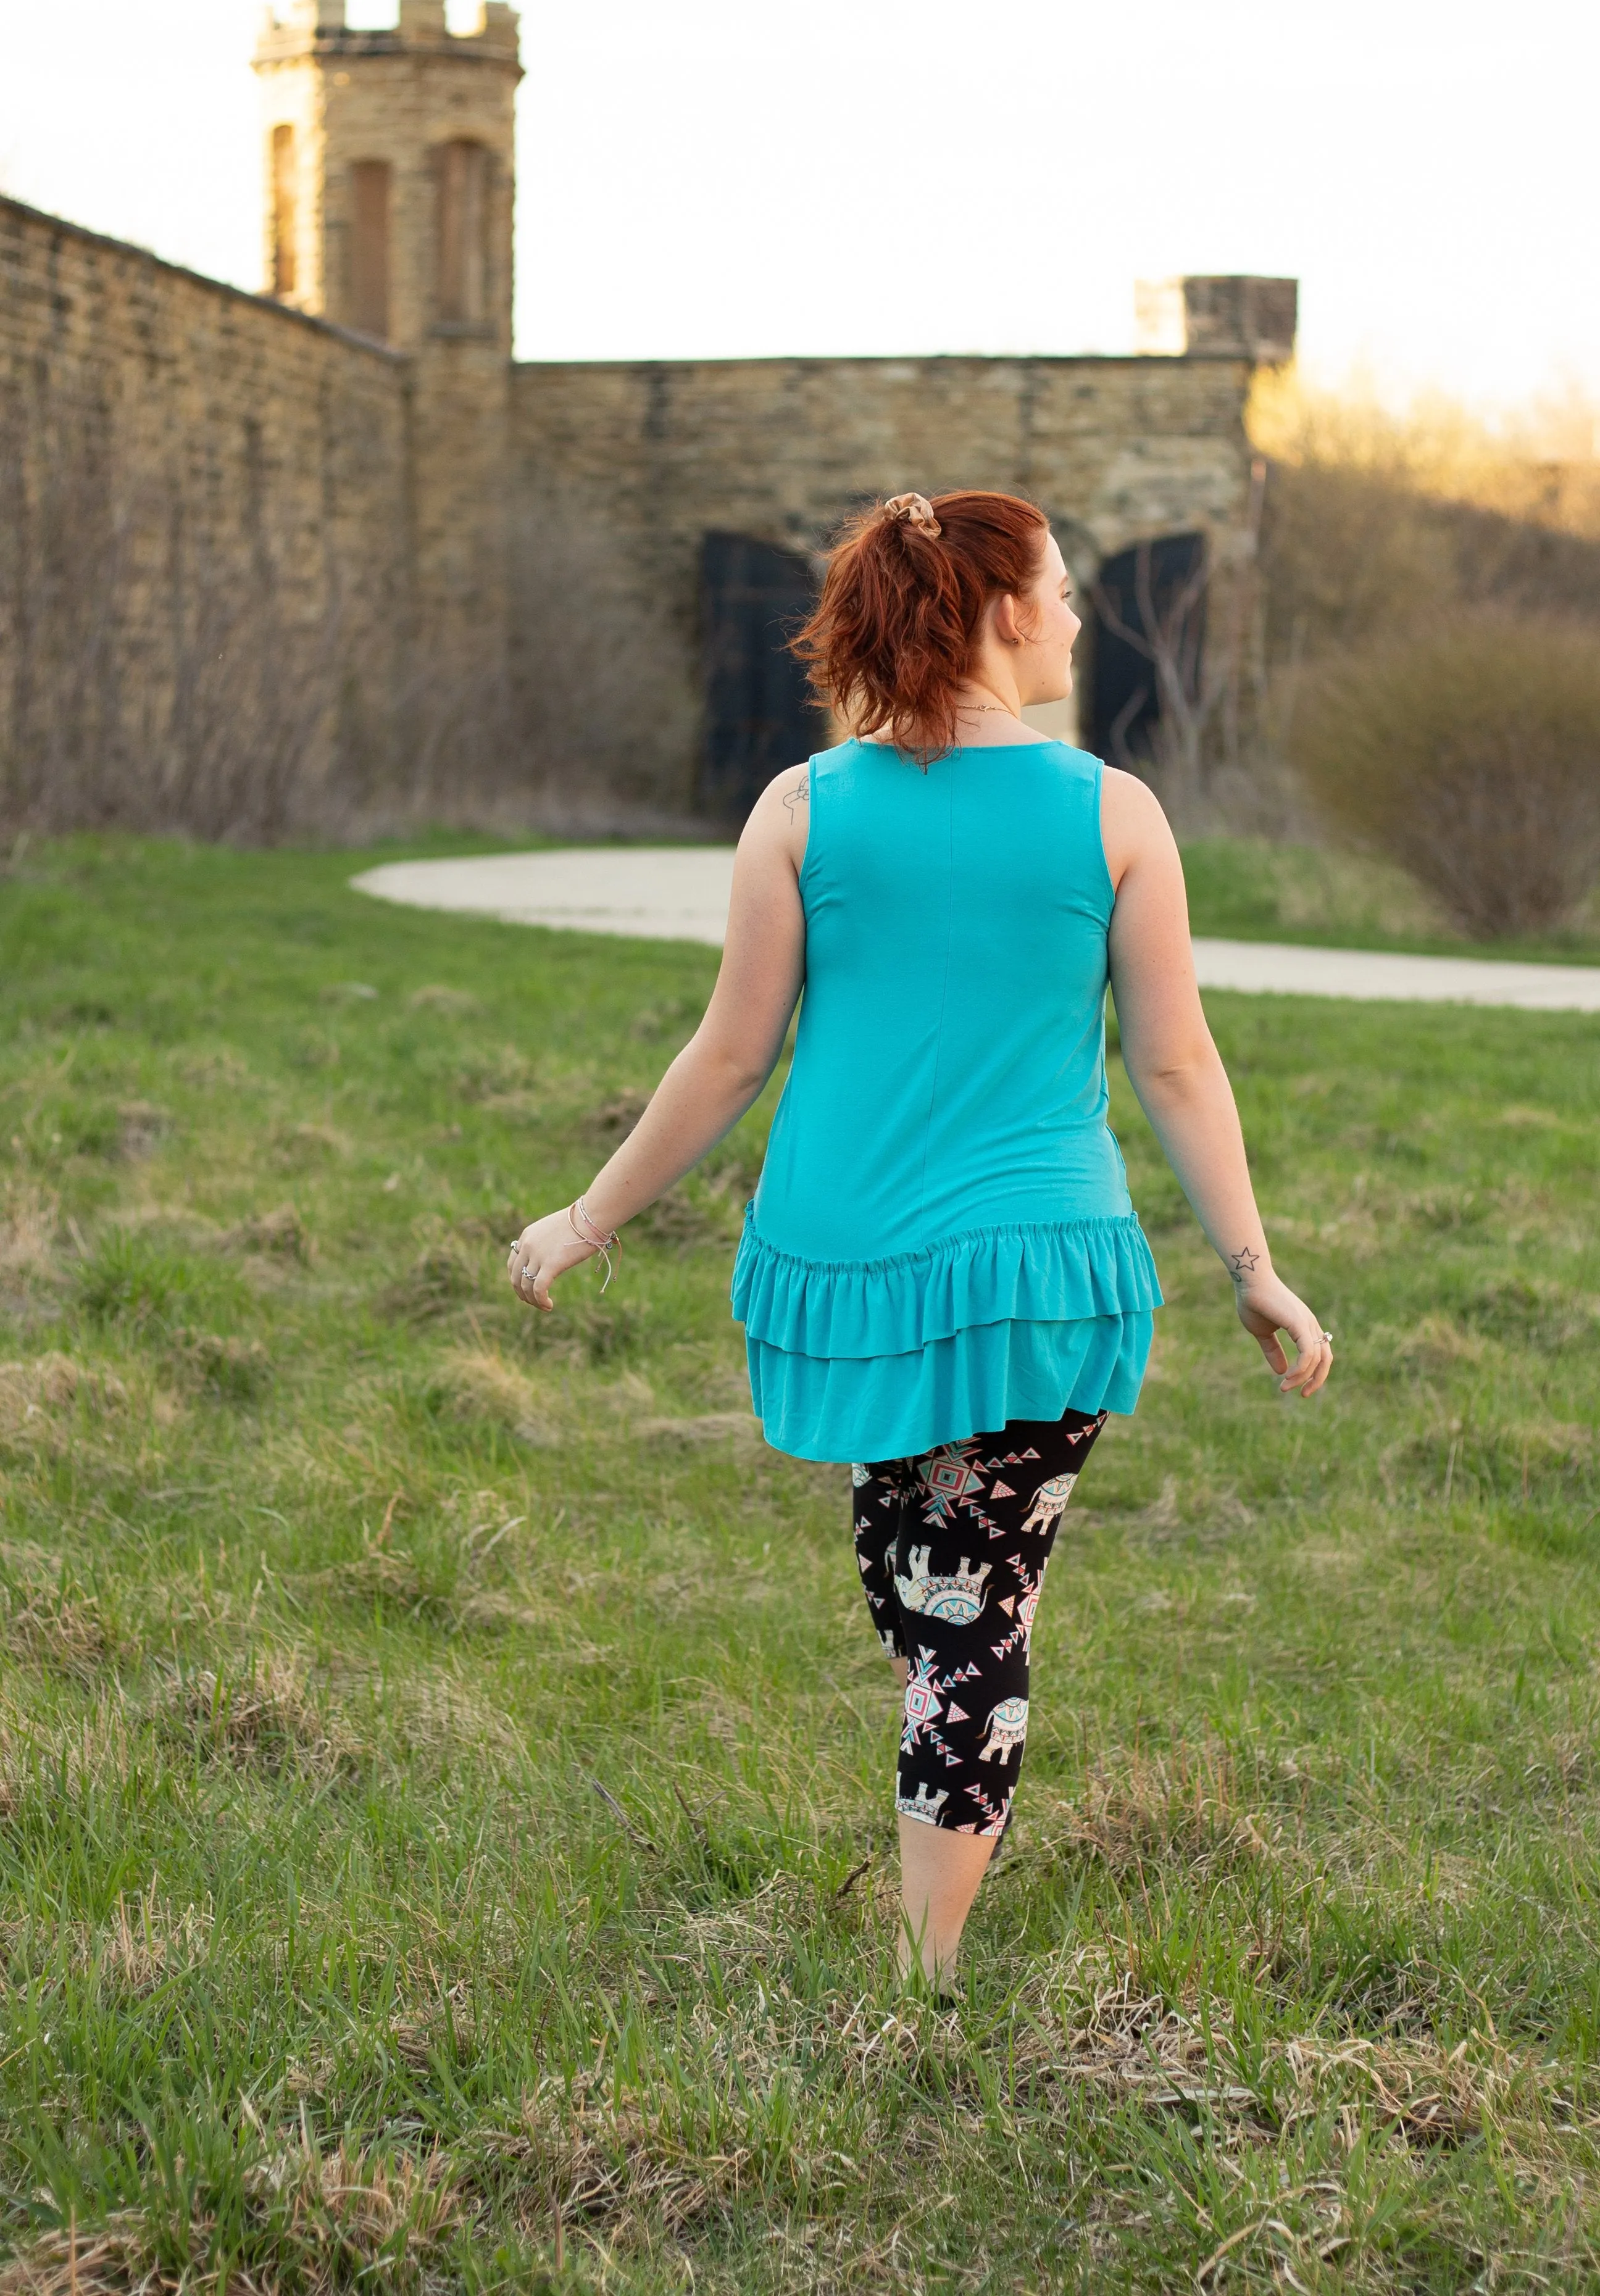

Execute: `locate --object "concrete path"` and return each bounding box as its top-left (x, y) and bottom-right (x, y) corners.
top-left (352, 849), bottom-right (1600, 1012)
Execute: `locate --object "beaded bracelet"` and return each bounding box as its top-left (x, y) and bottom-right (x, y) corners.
top-left (569, 1196), bottom-right (621, 1291)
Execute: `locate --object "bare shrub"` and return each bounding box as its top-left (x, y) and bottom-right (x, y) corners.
top-left (1251, 366), bottom-right (1600, 541)
top-left (0, 393), bottom-right (346, 842)
top-left (1288, 615), bottom-right (1600, 938)
top-left (1091, 470), bottom-right (1291, 833)
top-left (0, 383), bottom-right (520, 844)
top-left (511, 476), bottom-right (702, 827)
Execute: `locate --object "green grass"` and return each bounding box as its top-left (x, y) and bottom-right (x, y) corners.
top-left (1180, 837), bottom-right (1600, 963)
top-left (1, 833), bottom-right (1598, 2292)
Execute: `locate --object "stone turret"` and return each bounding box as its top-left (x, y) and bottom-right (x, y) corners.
top-left (254, 1), bottom-right (522, 351)
top-left (1134, 276), bottom-right (1298, 365)
top-left (253, 1), bottom-right (525, 786)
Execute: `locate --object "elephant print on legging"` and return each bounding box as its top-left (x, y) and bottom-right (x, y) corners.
top-left (852, 1406), bottom-right (1107, 1836)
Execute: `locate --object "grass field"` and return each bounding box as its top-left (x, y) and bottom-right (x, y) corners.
top-left (1179, 840), bottom-right (1600, 965)
top-left (1, 835), bottom-right (1598, 2294)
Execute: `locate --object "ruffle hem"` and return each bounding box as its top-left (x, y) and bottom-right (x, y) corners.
top-left (732, 1209), bottom-right (1162, 1463)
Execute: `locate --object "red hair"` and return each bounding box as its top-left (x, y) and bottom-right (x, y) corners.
top-left (791, 489), bottom-right (1051, 763)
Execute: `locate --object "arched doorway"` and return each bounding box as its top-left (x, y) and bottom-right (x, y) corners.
top-left (1088, 531), bottom-right (1206, 769)
top-left (699, 533), bottom-right (828, 823)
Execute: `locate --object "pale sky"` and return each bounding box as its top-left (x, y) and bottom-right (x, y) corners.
top-left (1, 0), bottom-right (1596, 413)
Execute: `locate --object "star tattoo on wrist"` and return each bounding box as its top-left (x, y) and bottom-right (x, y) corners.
top-left (1228, 1246), bottom-right (1260, 1279)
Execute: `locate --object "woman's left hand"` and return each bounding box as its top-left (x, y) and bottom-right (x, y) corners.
top-left (1235, 1272), bottom-right (1334, 1398)
top-left (506, 1209), bottom-right (598, 1313)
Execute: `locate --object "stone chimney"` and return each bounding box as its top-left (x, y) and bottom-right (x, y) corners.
top-left (1135, 277), bottom-right (1298, 365)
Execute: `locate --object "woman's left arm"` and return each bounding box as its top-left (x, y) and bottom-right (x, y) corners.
top-left (507, 767), bottom-right (809, 1312)
top-left (1102, 767), bottom-right (1333, 1399)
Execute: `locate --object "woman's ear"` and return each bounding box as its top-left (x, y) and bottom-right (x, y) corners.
top-left (992, 592), bottom-right (1023, 648)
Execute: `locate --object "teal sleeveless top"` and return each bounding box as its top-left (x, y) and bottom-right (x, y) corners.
top-left (731, 736), bottom-right (1162, 1463)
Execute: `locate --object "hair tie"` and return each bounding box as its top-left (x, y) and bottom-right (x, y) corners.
top-left (882, 492), bottom-right (942, 538)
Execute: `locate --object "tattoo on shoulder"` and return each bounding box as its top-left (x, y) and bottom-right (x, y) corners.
top-left (781, 772), bottom-right (809, 819)
top-left (1228, 1246), bottom-right (1260, 1279)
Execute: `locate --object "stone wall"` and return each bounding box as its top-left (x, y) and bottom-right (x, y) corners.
top-left (0, 193), bottom-right (417, 838)
top-left (0, 181), bottom-right (1262, 840)
top-left (510, 352), bottom-right (1256, 818)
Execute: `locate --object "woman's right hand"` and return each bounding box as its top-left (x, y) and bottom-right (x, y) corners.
top-left (1234, 1273), bottom-right (1333, 1397)
top-left (506, 1208), bottom-right (599, 1313)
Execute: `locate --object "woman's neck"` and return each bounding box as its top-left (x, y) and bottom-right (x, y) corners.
top-left (944, 686), bottom-right (1051, 748)
top-left (855, 684), bottom-right (1055, 751)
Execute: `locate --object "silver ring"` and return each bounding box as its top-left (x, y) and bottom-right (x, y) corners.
top-left (1320, 1329), bottom-right (1333, 1342)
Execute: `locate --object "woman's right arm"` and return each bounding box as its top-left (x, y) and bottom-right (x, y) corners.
top-left (506, 763), bottom-right (809, 1312)
top-left (1101, 768), bottom-right (1331, 1399)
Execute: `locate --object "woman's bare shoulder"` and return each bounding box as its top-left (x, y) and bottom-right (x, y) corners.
top-left (742, 759), bottom-right (813, 875)
top-left (1099, 764), bottom-right (1177, 889)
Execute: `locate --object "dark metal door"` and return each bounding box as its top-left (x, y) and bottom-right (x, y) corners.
top-left (1089, 531), bottom-right (1206, 767)
top-left (699, 531), bottom-right (828, 823)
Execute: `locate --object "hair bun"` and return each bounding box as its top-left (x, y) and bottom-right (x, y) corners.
top-left (882, 492), bottom-right (942, 538)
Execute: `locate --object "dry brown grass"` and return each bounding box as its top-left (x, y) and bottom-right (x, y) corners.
top-left (378, 1237), bottom-right (484, 1322)
top-left (115, 1103), bottom-right (169, 1161)
top-left (1012, 1943), bottom-right (1576, 2162)
top-left (273, 1121), bottom-right (352, 1165)
top-left (507, 2072), bottom-right (752, 2236)
top-left (0, 1536), bottom-right (125, 1681)
top-left (0, 1183), bottom-right (60, 1290)
top-left (69, 1890), bottom-right (214, 1997)
top-left (151, 1654), bottom-right (362, 1781)
top-left (388, 1677), bottom-right (527, 1771)
top-left (1033, 1745), bottom-right (1278, 1881)
top-left (1393, 1315), bottom-right (1493, 1371)
top-left (428, 1348), bottom-right (553, 1444)
top-left (220, 1202), bottom-right (314, 1265)
top-left (0, 1352), bottom-right (115, 1429)
top-left (0, 2139), bottom-right (462, 2296)
top-left (407, 984), bottom-right (481, 1016)
top-left (584, 1089), bottom-right (651, 1147)
top-left (632, 1411), bottom-right (762, 1448)
top-left (169, 1331), bottom-right (272, 1401)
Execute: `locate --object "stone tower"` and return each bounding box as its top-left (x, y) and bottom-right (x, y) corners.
top-left (254, 0), bottom-right (524, 778)
top-left (253, 0), bottom-right (521, 354)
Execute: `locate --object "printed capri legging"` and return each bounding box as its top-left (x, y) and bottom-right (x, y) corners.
top-left (852, 1407), bottom-right (1107, 1836)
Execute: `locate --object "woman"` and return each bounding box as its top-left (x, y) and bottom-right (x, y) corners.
top-left (507, 489), bottom-right (1331, 1989)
